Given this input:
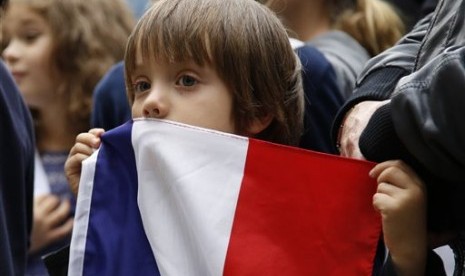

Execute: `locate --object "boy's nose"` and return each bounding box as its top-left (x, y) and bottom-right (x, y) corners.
top-left (142, 88), bottom-right (169, 119)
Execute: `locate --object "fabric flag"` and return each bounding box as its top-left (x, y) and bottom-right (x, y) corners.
top-left (69, 118), bottom-right (381, 276)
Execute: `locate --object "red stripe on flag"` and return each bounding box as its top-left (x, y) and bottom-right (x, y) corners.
top-left (223, 139), bottom-right (381, 275)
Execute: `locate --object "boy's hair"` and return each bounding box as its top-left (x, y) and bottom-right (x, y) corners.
top-left (3, 0), bottom-right (135, 133)
top-left (125, 0), bottom-right (304, 146)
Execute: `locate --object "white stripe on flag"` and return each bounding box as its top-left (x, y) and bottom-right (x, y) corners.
top-left (133, 119), bottom-right (249, 276)
top-left (68, 149), bottom-right (100, 276)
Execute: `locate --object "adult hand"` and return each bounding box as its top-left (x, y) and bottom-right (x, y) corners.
top-left (337, 100), bottom-right (390, 159)
top-left (29, 195), bottom-right (73, 254)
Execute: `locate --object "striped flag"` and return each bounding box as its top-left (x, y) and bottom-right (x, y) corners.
top-left (69, 118), bottom-right (381, 276)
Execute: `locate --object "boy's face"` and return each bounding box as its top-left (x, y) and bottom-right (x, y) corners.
top-left (1, 4), bottom-right (56, 110)
top-left (130, 50), bottom-right (236, 134)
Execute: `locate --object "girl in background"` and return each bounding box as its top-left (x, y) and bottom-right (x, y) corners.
top-left (262, 0), bottom-right (405, 98)
top-left (1, 0), bottom-right (134, 274)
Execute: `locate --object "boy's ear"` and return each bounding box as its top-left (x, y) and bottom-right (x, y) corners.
top-left (246, 114), bottom-right (273, 135)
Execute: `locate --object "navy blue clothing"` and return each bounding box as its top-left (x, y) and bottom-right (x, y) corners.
top-left (296, 45), bottom-right (344, 154)
top-left (91, 61), bottom-right (131, 130)
top-left (0, 61), bottom-right (35, 276)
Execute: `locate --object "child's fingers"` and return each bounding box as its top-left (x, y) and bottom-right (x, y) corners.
top-left (69, 142), bottom-right (95, 157)
top-left (369, 160), bottom-right (403, 178)
top-left (65, 153), bottom-right (91, 172)
top-left (376, 182), bottom-right (401, 197)
top-left (48, 218), bottom-right (73, 242)
top-left (373, 181), bottom-right (403, 213)
top-left (47, 199), bottom-right (71, 228)
top-left (391, 161), bottom-right (424, 189)
top-left (377, 167), bottom-right (411, 189)
top-left (75, 132), bottom-right (101, 149)
top-left (373, 192), bottom-right (394, 213)
top-left (35, 194), bottom-right (51, 205)
top-left (36, 195), bottom-right (61, 215)
top-left (88, 128), bottom-right (105, 137)
top-left (370, 160), bottom-right (424, 190)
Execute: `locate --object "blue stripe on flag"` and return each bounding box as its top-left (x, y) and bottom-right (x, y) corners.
top-left (83, 121), bottom-right (160, 275)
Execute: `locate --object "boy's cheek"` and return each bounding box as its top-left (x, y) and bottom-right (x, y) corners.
top-left (131, 103), bottom-right (142, 118)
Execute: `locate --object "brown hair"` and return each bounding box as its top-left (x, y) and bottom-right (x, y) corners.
top-left (5, 0), bottom-right (134, 133)
top-left (125, 0), bottom-right (304, 146)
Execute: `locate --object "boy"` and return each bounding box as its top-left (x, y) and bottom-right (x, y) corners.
top-left (65, 0), bottom-right (304, 195)
top-left (66, 0), bottom-right (434, 274)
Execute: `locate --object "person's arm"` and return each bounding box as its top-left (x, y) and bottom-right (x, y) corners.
top-left (360, 47), bottom-right (465, 182)
top-left (390, 47), bottom-right (465, 183)
top-left (358, 46), bottom-right (465, 234)
top-left (332, 13), bottom-right (433, 158)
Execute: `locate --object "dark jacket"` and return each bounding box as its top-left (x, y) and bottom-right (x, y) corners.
top-left (387, 0), bottom-right (437, 30)
top-left (331, 1), bottom-right (465, 274)
top-left (0, 61), bottom-right (35, 276)
top-left (332, 0), bottom-right (465, 232)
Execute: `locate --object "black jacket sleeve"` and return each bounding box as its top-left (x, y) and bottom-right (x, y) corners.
top-left (391, 47), bottom-right (465, 183)
top-left (359, 47), bottom-right (465, 232)
top-left (331, 13), bottom-right (433, 145)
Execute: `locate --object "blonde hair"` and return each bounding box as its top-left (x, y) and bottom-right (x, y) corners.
top-left (262, 0), bottom-right (405, 56)
top-left (6, 0), bottom-right (134, 133)
top-left (125, 0), bottom-right (304, 146)
top-left (330, 0), bottom-right (405, 56)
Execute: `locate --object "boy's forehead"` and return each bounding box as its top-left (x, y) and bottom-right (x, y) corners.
top-left (132, 42), bottom-right (213, 69)
top-left (130, 49), bottom-right (152, 76)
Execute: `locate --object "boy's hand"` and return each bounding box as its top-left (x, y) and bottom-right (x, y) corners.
top-left (65, 128), bottom-right (105, 196)
top-left (29, 195), bottom-right (73, 254)
top-left (370, 160), bottom-right (427, 276)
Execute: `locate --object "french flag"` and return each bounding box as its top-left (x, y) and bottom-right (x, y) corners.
top-left (68, 118), bottom-right (381, 275)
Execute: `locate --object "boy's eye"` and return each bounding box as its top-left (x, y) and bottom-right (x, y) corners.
top-left (133, 81), bottom-right (151, 93)
top-left (177, 75), bottom-right (197, 87)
